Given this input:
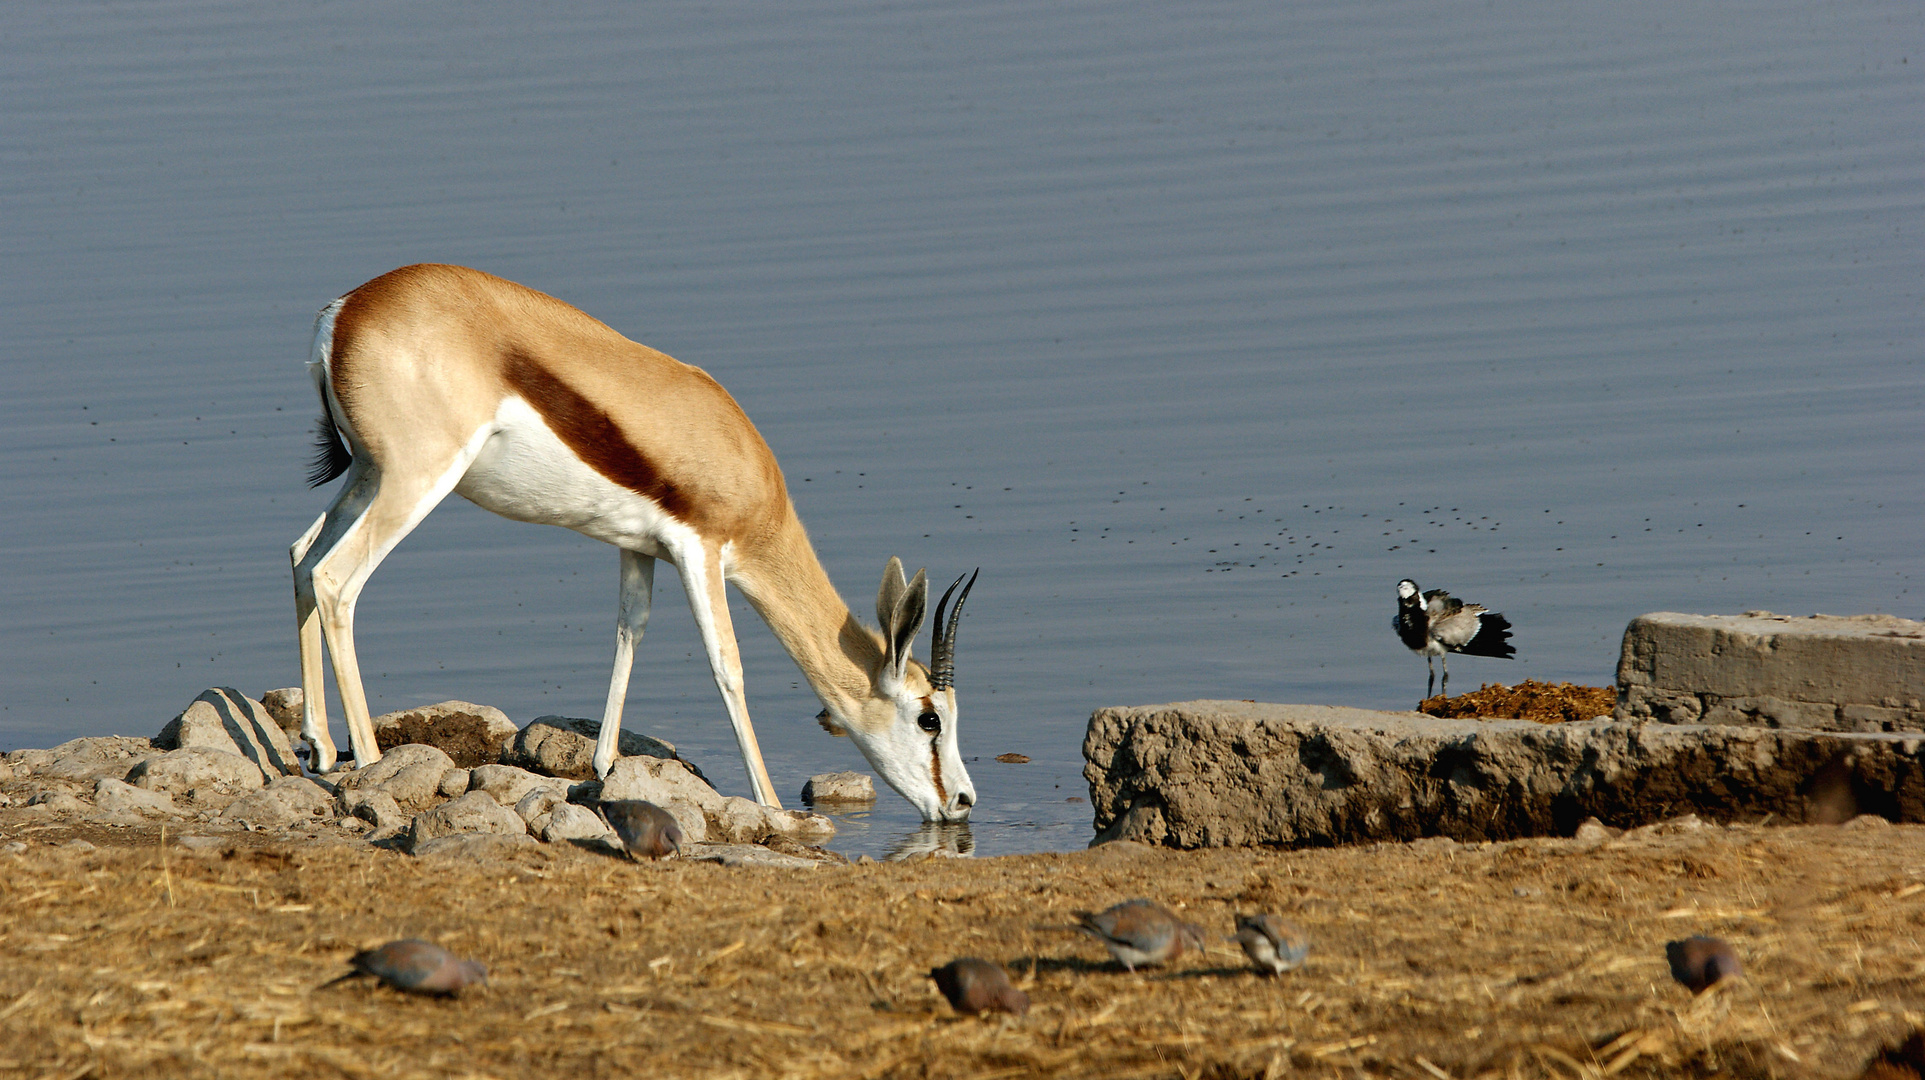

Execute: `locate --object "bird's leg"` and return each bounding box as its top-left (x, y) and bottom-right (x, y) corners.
top-left (1440, 655), bottom-right (1450, 699)
top-left (1426, 657), bottom-right (1436, 700)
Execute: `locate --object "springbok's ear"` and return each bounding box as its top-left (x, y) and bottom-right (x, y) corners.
top-left (877, 556), bottom-right (907, 634)
top-left (877, 558), bottom-right (928, 678)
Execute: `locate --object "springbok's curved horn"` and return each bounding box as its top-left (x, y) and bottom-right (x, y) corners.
top-left (929, 569), bottom-right (979, 692)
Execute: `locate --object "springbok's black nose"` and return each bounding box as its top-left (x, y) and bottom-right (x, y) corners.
top-left (956, 791), bottom-right (975, 809)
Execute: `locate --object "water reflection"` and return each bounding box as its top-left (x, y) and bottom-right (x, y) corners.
top-left (885, 822), bottom-right (976, 861)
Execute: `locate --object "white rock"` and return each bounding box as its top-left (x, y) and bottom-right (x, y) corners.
top-left (801, 771), bottom-right (874, 804)
top-left (540, 802), bottom-right (613, 843)
top-left (438, 768), bottom-right (472, 799)
top-left (371, 701), bottom-right (520, 769)
top-left (767, 807), bottom-right (837, 844)
top-left (506, 715), bottom-right (695, 781)
top-left (94, 777), bottom-right (184, 818)
top-left (334, 743), bottom-right (456, 810)
top-left (410, 832), bottom-right (539, 860)
top-left (407, 790), bottom-right (529, 851)
top-left (515, 787), bottom-right (569, 824)
top-left (10, 737), bottom-right (161, 783)
top-left (155, 687), bottom-right (301, 778)
top-left (468, 763), bottom-right (566, 810)
top-left (600, 755), bottom-right (725, 815)
top-left (711, 796), bottom-right (776, 843)
top-left (127, 748), bottom-right (268, 807)
top-left (340, 788), bottom-right (408, 832)
top-left (221, 777), bottom-right (336, 830)
top-left (26, 790), bottom-right (88, 815)
top-left (258, 687), bottom-right (305, 737)
top-left (688, 844), bottom-right (822, 869)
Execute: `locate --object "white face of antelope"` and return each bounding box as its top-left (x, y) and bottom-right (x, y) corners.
top-left (851, 665), bottom-right (976, 823)
top-left (848, 560), bottom-right (979, 823)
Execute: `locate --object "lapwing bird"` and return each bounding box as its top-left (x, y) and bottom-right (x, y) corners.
top-left (1394, 578), bottom-right (1515, 699)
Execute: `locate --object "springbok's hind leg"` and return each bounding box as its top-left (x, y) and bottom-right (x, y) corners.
top-left (291, 461), bottom-right (378, 772)
top-left (305, 452), bottom-right (474, 770)
top-left (593, 548), bottom-right (657, 779)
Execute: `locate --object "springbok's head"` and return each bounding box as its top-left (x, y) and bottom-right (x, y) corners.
top-left (830, 557), bottom-right (978, 823)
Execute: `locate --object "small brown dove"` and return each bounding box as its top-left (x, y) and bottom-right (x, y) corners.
top-left (1233, 913), bottom-right (1310, 975)
top-left (929, 958), bottom-right (1030, 1015)
top-left (328, 939), bottom-right (487, 996)
top-left (601, 799), bottom-right (683, 860)
top-left (1073, 898), bottom-right (1206, 972)
top-left (1666, 935), bottom-right (1742, 994)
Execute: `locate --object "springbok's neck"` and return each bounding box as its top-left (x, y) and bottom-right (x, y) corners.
top-left (731, 505), bottom-right (886, 720)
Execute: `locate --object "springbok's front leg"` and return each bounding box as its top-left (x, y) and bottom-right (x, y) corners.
top-left (593, 548), bottom-right (656, 779)
top-left (678, 542), bottom-right (781, 807)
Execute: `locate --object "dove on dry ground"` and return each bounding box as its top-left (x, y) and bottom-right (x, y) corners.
top-left (1232, 913), bottom-right (1309, 975)
top-left (1666, 935), bottom-right (1742, 994)
top-left (325, 939), bottom-right (487, 996)
top-left (929, 958), bottom-right (1030, 1015)
top-left (601, 799), bottom-right (683, 860)
top-left (1073, 899), bottom-right (1206, 973)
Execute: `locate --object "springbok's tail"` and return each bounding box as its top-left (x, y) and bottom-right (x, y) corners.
top-left (305, 297), bottom-right (352, 488)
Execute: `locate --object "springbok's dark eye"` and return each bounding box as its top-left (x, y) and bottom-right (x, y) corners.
top-left (916, 711), bottom-right (942, 735)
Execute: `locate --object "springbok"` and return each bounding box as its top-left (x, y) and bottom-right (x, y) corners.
top-left (290, 264), bottom-right (978, 822)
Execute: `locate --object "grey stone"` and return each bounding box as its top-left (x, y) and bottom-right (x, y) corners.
top-left (26, 790), bottom-right (88, 815)
top-left (598, 755), bottom-right (723, 811)
top-left (1616, 611), bottom-right (1925, 731)
top-left (221, 777), bottom-right (336, 830)
top-left (407, 790), bottom-right (529, 851)
top-left (61, 838), bottom-right (97, 853)
top-left (176, 835), bottom-right (230, 853)
top-left (9, 737), bottom-right (160, 783)
top-left (1083, 699), bottom-right (1925, 849)
top-left (3, 841), bottom-right (28, 855)
top-left (505, 715), bottom-right (700, 782)
top-left (334, 743), bottom-right (456, 811)
top-left (468, 763), bottom-right (566, 810)
top-left (515, 787), bottom-right (569, 824)
top-left (437, 768), bottom-right (472, 799)
top-left (156, 687), bottom-right (302, 777)
top-left (372, 701), bottom-right (520, 769)
top-left (341, 788), bottom-right (408, 832)
top-left (127, 748), bottom-right (267, 807)
top-left (259, 687), bottom-right (305, 738)
top-left (688, 843), bottom-right (823, 869)
top-left (93, 777), bottom-right (184, 818)
top-left (801, 771), bottom-right (874, 804)
top-left (410, 832), bottom-right (540, 860)
top-left (540, 802), bottom-right (613, 843)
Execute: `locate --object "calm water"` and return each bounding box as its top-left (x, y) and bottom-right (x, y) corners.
top-left (2, 1), bottom-right (1919, 858)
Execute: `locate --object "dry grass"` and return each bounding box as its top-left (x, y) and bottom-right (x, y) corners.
top-left (2, 818), bottom-right (1923, 1079)
top-left (1420, 681), bottom-right (1619, 724)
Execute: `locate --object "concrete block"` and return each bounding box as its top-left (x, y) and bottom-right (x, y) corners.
top-left (1615, 611), bottom-right (1925, 731)
top-left (1083, 700), bottom-right (1925, 850)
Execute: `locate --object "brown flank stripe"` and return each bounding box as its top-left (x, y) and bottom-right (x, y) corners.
top-left (501, 347), bottom-right (693, 522)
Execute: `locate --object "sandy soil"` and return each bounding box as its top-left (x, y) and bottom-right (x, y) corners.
top-left (3, 815), bottom-right (1922, 1080)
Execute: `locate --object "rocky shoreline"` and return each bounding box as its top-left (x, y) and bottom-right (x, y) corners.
top-left (0, 686), bottom-right (844, 868)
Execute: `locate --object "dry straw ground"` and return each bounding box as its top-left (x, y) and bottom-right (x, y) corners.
top-left (4, 816), bottom-right (1923, 1080)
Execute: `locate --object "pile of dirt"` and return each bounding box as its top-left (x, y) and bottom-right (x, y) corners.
top-left (1421, 679), bottom-right (1618, 723)
top-left (3, 817), bottom-right (1922, 1078)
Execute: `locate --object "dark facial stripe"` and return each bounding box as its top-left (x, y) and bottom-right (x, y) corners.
top-left (920, 694), bottom-right (947, 805)
top-left (501, 348), bottom-right (693, 522)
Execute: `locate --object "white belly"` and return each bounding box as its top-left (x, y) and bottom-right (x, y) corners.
top-left (454, 396), bottom-right (679, 557)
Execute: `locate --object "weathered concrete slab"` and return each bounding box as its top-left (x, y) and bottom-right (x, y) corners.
top-left (1616, 611), bottom-right (1925, 731)
top-left (1083, 700), bottom-right (1925, 849)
